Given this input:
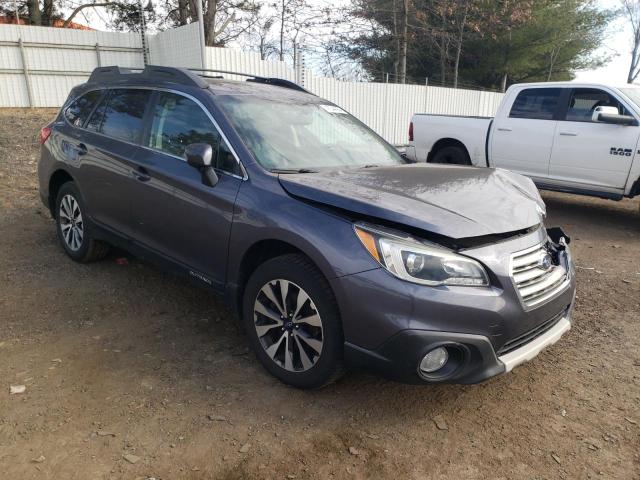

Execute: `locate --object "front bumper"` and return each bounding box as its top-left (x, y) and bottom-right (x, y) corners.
top-left (499, 314), bottom-right (571, 373)
top-left (344, 308), bottom-right (572, 384)
top-left (333, 226), bottom-right (576, 384)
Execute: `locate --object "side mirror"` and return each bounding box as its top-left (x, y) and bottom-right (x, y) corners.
top-left (597, 112), bottom-right (638, 126)
top-left (592, 105), bottom-right (638, 126)
top-left (185, 143), bottom-right (218, 187)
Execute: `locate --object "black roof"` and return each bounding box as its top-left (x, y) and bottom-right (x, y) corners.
top-left (87, 65), bottom-right (312, 96)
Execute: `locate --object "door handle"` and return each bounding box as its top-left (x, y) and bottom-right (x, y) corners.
top-left (559, 131), bottom-right (578, 136)
top-left (497, 127), bottom-right (512, 132)
top-left (133, 166), bottom-right (151, 182)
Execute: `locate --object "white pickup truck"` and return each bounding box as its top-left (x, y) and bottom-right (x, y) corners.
top-left (406, 82), bottom-right (640, 201)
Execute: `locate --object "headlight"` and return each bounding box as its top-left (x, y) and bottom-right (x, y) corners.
top-left (354, 224), bottom-right (489, 287)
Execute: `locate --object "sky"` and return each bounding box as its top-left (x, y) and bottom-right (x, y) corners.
top-left (573, 0), bottom-right (633, 84)
top-left (64, 0), bottom-right (635, 85)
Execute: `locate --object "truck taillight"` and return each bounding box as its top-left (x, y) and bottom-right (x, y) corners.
top-left (409, 121), bottom-right (413, 142)
top-left (39, 126), bottom-right (52, 144)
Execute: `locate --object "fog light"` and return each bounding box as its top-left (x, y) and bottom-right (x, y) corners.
top-left (420, 347), bottom-right (449, 373)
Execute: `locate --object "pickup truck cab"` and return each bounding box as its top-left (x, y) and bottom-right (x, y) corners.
top-left (407, 82), bottom-right (640, 201)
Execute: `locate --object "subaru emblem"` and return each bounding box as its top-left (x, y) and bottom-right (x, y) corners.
top-left (539, 254), bottom-right (553, 270)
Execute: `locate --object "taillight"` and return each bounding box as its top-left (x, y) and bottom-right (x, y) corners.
top-left (408, 121), bottom-right (414, 142)
top-left (39, 126), bottom-right (52, 144)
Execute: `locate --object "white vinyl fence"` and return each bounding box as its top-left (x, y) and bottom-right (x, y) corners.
top-left (0, 22), bottom-right (504, 144)
top-left (0, 24), bottom-right (144, 108)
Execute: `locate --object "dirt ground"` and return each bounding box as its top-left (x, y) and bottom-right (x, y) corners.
top-left (0, 108), bottom-right (639, 480)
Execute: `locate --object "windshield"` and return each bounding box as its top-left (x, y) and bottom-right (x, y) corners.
top-left (619, 87), bottom-right (640, 109)
top-left (216, 95), bottom-right (405, 171)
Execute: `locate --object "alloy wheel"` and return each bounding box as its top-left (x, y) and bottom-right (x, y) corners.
top-left (253, 279), bottom-right (323, 372)
top-left (59, 194), bottom-right (84, 251)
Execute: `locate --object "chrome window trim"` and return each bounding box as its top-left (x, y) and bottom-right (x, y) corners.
top-left (62, 85), bottom-right (248, 181)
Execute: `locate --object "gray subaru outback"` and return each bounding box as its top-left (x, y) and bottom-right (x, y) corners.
top-left (38, 66), bottom-right (576, 388)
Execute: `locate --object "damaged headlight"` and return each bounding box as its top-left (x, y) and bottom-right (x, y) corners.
top-left (354, 224), bottom-right (489, 287)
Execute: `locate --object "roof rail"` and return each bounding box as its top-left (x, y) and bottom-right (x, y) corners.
top-left (188, 67), bottom-right (312, 94)
top-left (246, 77), bottom-right (309, 93)
top-left (88, 65), bottom-right (209, 89)
top-left (88, 65), bottom-right (310, 94)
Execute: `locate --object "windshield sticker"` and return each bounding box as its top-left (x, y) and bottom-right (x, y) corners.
top-left (320, 104), bottom-right (348, 114)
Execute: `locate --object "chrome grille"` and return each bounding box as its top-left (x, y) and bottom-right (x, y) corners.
top-left (510, 243), bottom-right (569, 309)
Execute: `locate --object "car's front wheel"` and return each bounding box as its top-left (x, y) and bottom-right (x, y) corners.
top-left (55, 182), bottom-right (109, 262)
top-left (242, 254), bottom-right (344, 388)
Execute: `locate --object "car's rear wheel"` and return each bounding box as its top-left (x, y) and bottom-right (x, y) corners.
top-left (431, 145), bottom-right (470, 165)
top-left (242, 254), bottom-right (344, 388)
top-left (55, 182), bottom-right (109, 262)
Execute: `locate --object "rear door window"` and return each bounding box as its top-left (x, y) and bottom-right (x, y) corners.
top-left (86, 88), bottom-right (152, 143)
top-left (148, 92), bottom-right (241, 175)
top-left (64, 90), bottom-right (102, 127)
top-left (509, 88), bottom-right (562, 120)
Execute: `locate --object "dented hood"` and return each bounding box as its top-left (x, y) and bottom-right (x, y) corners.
top-left (278, 164), bottom-right (545, 239)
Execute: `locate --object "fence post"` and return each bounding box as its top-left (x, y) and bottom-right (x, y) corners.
top-left (382, 83), bottom-right (389, 141)
top-left (423, 77), bottom-right (429, 113)
top-left (18, 38), bottom-right (34, 108)
top-left (95, 42), bottom-right (102, 67)
top-left (294, 42), bottom-right (299, 85)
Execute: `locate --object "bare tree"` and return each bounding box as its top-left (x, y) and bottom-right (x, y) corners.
top-left (161, 0), bottom-right (260, 46)
top-left (27, 0), bottom-right (41, 25)
top-left (244, 13), bottom-right (277, 59)
top-left (275, 0), bottom-right (307, 61)
top-left (63, 2), bottom-right (113, 28)
top-left (398, 0), bottom-right (409, 83)
top-left (258, 18), bottom-right (276, 59)
top-left (177, 0), bottom-right (189, 24)
top-left (452, 0), bottom-right (470, 88)
top-left (622, 0), bottom-right (640, 83)
top-left (387, 0), bottom-right (409, 83)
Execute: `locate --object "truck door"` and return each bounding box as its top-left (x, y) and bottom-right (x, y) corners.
top-left (490, 87), bottom-right (563, 180)
top-left (548, 87), bottom-right (638, 190)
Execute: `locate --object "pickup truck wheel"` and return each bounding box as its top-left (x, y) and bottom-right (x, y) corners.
top-left (242, 254), bottom-right (344, 388)
top-left (431, 146), bottom-right (470, 165)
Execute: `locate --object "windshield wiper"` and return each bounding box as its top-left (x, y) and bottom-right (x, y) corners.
top-left (270, 168), bottom-right (318, 174)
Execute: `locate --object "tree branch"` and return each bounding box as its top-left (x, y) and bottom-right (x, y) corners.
top-left (63, 2), bottom-right (113, 28)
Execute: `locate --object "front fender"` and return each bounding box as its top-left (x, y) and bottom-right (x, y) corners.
top-left (225, 178), bottom-right (379, 303)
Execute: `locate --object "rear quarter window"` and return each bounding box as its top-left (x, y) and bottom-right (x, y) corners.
top-left (86, 89), bottom-right (152, 143)
top-left (64, 90), bottom-right (102, 127)
top-left (509, 88), bottom-right (562, 120)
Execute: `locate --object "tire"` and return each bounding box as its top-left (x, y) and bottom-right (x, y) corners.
top-left (431, 145), bottom-right (470, 165)
top-left (54, 182), bottom-right (110, 263)
top-left (242, 254), bottom-right (344, 388)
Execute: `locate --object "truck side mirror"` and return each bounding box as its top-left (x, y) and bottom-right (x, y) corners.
top-left (592, 105), bottom-right (638, 126)
top-left (597, 113), bottom-right (638, 126)
top-left (185, 143), bottom-right (219, 187)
